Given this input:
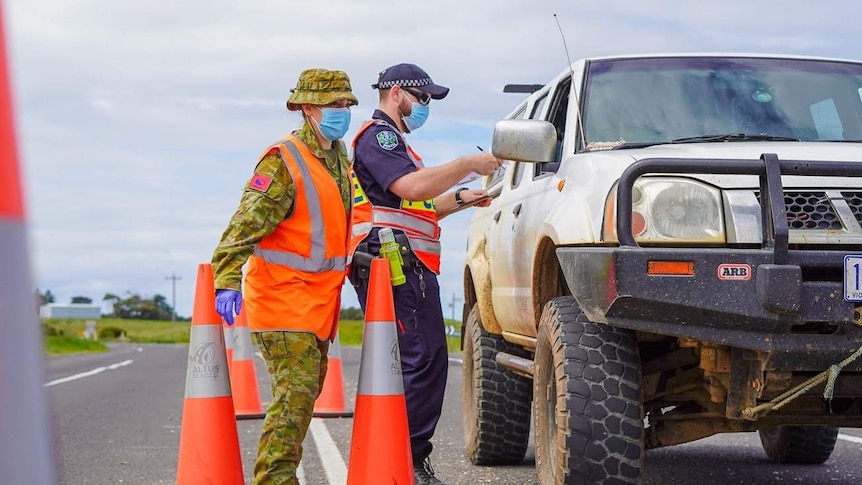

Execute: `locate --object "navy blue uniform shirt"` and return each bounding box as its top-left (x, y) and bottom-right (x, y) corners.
top-left (352, 110), bottom-right (418, 210)
top-left (352, 110), bottom-right (425, 252)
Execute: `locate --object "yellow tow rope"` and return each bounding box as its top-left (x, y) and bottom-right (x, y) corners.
top-left (741, 342), bottom-right (862, 420)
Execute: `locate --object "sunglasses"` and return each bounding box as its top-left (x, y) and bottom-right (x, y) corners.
top-left (403, 88), bottom-right (431, 106)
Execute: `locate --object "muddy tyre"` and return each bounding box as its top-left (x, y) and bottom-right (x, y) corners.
top-left (759, 426), bottom-right (839, 464)
top-left (534, 296), bottom-right (643, 484)
top-left (462, 303), bottom-right (532, 465)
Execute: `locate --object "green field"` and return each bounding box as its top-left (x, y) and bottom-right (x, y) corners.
top-left (44, 335), bottom-right (110, 354)
top-left (42, 318), bottom-right (462, 355)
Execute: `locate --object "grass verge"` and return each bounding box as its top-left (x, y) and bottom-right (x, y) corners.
top-left (43, 318), bottom-right (463, 354)
top-left (44, 336), bottom-right (109, 354)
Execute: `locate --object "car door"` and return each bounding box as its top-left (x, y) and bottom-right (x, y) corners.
top-left (488, 86), bottom-right (556, 334)
top-left (507, 77), bottom-right (571, 336)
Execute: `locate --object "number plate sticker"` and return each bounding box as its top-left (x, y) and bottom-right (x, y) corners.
top-left (844, 255), bottom-right (862, 302)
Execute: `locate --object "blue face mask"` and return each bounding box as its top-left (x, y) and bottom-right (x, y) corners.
top-left (316, 107), bottom-right (351, 141)
top-left (403, 102), bottom-right (429, 132)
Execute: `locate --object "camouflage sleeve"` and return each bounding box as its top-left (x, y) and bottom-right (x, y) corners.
top-left (212, 151), bottom-right (295, 290)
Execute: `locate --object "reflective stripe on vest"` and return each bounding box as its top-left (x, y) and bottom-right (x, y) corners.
top-left (372, 206), bottom-right (437, 238)
top-left (253, 140), bottom-right (346, 273)
top-left (353, 206), bottom-right (442, 257)
top-left (405, 235), bottom-right (441, 256)
top-left (351, 221), bottom-right (373, 240)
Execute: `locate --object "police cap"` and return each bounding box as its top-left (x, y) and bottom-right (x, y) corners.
top-left (371, 63), bottom-right (449, 100)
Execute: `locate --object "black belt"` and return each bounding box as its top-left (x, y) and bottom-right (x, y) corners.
top-left (349, 233), bottom-right (418, 290)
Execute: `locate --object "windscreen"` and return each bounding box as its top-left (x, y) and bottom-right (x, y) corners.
top-left (582, 57), bottom-right (862, 149)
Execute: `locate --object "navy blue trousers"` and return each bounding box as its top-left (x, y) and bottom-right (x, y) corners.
top-left (354, 264), bottom-right (448, 464)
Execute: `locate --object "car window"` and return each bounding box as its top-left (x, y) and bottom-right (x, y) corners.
top-left (581, 57), bottom-right (862, 145)
top-left (535, 77), bottom-right (570, 176)
top-left (530, 93), bottom-right (549, 120)
top-left (811, 98), bottom-right (843, 139)
top-left (511, 161), bottom-right (526, 188)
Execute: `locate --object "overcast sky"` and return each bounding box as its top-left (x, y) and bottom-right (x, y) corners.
top-left (4, 0), bottom-right (860, 318)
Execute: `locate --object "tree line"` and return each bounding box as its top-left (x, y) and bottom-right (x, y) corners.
top-left (35, 289), bottom-right (366, 322)
top-left (36, 289), bottom-right (180, 321)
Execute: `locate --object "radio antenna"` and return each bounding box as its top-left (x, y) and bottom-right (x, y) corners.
top-left (553, 14), bottom-right (586, 151)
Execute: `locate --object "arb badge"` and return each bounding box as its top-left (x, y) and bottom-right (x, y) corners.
top-left (717, 263), bottom-right (751, 281)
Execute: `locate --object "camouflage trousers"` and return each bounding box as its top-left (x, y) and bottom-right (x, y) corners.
top-left (252, 331), bottom-right (329, 485)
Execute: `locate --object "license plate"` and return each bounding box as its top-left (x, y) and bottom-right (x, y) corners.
top-left (844, 255), bottom-right (862, 302)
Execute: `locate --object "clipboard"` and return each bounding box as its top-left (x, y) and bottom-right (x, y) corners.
top-left (446, 186), bottom-right (502, 216)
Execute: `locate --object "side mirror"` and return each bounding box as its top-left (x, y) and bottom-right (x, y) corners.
top-left (491, 119), bottom-right (558, 163)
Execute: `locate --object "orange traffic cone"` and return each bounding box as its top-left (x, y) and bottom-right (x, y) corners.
top-left (346, 258), bottom-right (414, 485)
top-left (313, 329), bottom-right (354, 418)
top-left (0, 4), bottom-right (59, 481)
top-left (176, 263), bottom-right (244, 484)
top-left (231, 307), bottom-right (266, 420)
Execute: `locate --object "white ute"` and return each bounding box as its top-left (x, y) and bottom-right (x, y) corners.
top-left (462, 53), bottom-right (862, 484)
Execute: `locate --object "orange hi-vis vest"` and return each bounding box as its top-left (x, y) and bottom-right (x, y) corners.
top-left (349, 119), bottom-right (442, 274)
top-left (244, 135), bottom-right (349, 341)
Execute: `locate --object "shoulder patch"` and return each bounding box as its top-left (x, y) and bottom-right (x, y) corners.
top-left (376, 130), bottom-right (399, 151)
top-left (248, 173), bottom-right (273, 192)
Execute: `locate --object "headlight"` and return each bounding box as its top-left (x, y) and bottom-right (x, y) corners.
top-left (604, 178), bottom-right (725, 244)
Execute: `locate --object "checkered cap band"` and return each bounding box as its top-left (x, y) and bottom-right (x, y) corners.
top-left (375, 78), bottom-right (433, 89)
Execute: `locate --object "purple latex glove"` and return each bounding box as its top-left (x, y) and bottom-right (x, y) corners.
top-left (215, 289), bottom-right (243, 325)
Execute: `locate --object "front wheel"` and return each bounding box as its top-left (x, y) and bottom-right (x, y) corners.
top-left (462, 303), bottom-right (532, 465)
top-left (759, 426), bottom-right (839, 464)
top-left (534, 296), bottom-right (643, 484)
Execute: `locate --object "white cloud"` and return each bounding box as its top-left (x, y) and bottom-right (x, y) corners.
top-left (4, 0), bottom-right (860, 316)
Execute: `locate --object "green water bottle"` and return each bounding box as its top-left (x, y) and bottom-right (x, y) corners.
top-left (378, 227), bottom-right (407, 286)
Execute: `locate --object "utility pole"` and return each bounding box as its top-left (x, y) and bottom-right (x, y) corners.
top-left (165, 272), bottom-right (181, 322)
top-left (449, 291), bottom-right (462, 322)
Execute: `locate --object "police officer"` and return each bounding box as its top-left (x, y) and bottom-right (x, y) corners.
top-left (212, 68), bottom-right (357, 485)
top-left (349, 63), bottom-right (502, 485)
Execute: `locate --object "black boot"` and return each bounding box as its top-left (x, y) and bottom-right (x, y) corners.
top-left (414, 457), bottom-right (447, 485)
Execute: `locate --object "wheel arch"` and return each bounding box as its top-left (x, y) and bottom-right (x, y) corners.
top-left (531, 236), bottom-right (570, 329)
top-left (464, 234), bottom-right (502, 334)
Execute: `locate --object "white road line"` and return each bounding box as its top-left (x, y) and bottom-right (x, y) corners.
top-left (44, 359), bottom-right (134, 387)
top-left (297, 462), bottom-right (306, 484)
top-left (309, 418), bottom-right (348, 485)
top-left (448, 356), bottom-right (463, 365)
top-left (838, 433), bottom-right (862, 444)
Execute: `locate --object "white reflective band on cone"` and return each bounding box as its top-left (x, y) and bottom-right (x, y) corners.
top-left (233, 326), bottom-right (254, 361)
top-left (0, 222), bottom-right (59, 484)
top-left (356, 321), bottom-right (404, 396)
top-left (223, 325), bottom-right (235, 350)
top-left (184, 325), bottom-right (232, 399)
top-left (329, 333), bottom-right (343, 359)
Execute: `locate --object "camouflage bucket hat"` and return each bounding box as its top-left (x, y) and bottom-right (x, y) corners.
top-left (286, 68), bottom-right (359, 111)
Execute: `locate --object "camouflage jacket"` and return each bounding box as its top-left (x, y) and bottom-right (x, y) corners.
top-left (212, 123), bottom-right (351, 291)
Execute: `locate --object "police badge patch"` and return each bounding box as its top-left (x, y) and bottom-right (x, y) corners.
top-left (376, 130), bottom-right (399, 151)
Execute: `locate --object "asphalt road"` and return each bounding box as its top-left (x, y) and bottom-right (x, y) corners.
top-left (46, 342), bottom-right (862, 484)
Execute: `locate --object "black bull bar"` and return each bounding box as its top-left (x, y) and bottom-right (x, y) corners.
top-left (557, 153), bottom-right (862, 371)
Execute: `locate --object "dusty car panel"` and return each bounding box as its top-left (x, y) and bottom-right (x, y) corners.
top-left (462, 53), bottom-right (862, 484)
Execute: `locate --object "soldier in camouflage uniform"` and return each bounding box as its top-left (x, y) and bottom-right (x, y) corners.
top-left (212, 68), bottom-right (357, 485)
